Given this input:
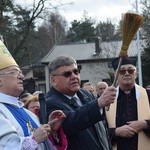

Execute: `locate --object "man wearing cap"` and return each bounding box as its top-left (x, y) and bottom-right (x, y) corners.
top-left (105, 57), bottom-right (150, 150)
top-left (0, 40), bottom-right (66, 150)
top-left (46, 55), bottom-right (116, 150)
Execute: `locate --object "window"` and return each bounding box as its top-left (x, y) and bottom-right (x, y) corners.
top-left (38, 84), bottom-right (46, 94)
top-left (78, 65), bottom-right (82, 72)
top-left (33, 68), bottom-right (45, 78)
top-left (108, 62), bottom-right (112, 68)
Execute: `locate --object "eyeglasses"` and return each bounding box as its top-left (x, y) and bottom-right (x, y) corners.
top-left (52, 69), bottom-right (79, 78)
top-left (119, 68), bottom-right (135, 75)
top-left (0, 70), bottom-right (24, 77)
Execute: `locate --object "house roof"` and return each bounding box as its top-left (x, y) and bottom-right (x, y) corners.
top-left (41, 40), bottom-right (145, 64)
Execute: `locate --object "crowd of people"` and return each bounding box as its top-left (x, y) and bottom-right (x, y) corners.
top-left (0, 38), bottom-right (150, 150)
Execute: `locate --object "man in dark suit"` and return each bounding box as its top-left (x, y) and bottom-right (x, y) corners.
top-left (46, 55), bottom-right (116, 150)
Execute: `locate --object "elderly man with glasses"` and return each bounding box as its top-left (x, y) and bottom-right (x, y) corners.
top-left (46, 55), bottom-right (117, 150)
top-left (105, 57), bottom-right (150, 150)
top-left (0, 40), bottom-right (66, 150)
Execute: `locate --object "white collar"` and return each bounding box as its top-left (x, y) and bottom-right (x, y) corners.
top-left (0, 92), bottom-right (24, 108)
top-left (116, 83), bottom-right (140, 100)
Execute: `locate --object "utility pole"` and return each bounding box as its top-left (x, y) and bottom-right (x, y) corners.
top-left (136, 0), bottom-right (143, 86)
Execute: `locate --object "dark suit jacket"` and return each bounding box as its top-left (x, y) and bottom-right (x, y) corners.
top-left (46, 87), bottom-right (105, 150)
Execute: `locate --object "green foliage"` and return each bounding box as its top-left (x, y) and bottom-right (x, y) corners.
top-left (141, 0), bottom-right (150, 86)
top-left (0, 0), bottom-right (14, 36)
top-left (66, 18), bottom-right (96, 43)
top-left (0, 0), bottom-right (46, 67)
top-left (142, 46), bottom-right (150, 86)
top-left (66, 17), bottom-right (121, 43)
top-left (0, 1), bottom-right (122, 67)
top-left (96, 20), bottom-right (121, 41)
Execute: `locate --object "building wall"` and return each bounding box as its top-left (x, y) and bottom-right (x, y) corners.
top-left (24, 70), bottom-right (33, 79)
top-left (79, 61), bottom-right (113, 86)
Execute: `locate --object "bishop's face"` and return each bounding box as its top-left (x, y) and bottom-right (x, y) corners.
top-left (0, 66), bottom-right (24, 97)
top-left (117, 64), bottom-right (137, 90)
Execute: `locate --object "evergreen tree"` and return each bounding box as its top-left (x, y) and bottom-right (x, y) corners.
top-left (66, 13), bottom-right (96, 43)
top-left (141, 0), bottom-right (150, 86)
top-left (96, 20), bottom-right (121, 41)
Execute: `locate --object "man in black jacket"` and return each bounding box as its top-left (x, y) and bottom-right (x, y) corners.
top-left (46, 55), bottom-right (116, 150)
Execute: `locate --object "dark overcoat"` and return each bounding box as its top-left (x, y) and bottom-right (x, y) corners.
top-left (46, 87), bottom-right (106, 150)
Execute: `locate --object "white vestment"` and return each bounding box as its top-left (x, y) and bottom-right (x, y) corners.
top-left (0, 92), bottom-right (45, 150)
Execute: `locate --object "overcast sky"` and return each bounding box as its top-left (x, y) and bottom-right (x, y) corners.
top-left (56, 0), bottom-right (140, 25)
top-left (17, 0), bottom-right (142, 26)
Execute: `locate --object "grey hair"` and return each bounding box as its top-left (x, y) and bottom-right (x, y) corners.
top-left (48, 55), bottom-right (77, 74)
